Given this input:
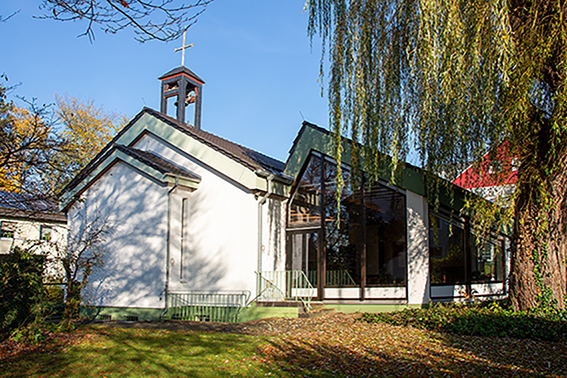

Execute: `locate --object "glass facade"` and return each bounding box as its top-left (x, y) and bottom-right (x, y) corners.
top-left (429, 215), bottom-right (466, 284)
top-left (287, 152), bottom-right (506, 300)
top-left (288, 232), bottom-right (319, 285)
top-left (288, 153), bottom-right (407, 292)
top-left (289, 154), bottom-right (322, 227)
top-left (364, 186), bottom-right (407, 286)
top-left (323, 161), bottom-right (359, 287)
top-left (430, 213), bottom-right (504, 286)
top-left (470, 237), bottom-right (503, 282)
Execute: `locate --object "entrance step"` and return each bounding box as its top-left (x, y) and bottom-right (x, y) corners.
top-left (255, 301), bottom-right (304, 308)
top-left (299, 307), bottom-right (335, 319)
top-left (309, 302), bottom-right (325, 311)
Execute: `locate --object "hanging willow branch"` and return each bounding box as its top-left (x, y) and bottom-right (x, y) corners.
top-left (308, 0), bottom-right (515, 183)
top-left (308, 0), bottom-right (567, 310)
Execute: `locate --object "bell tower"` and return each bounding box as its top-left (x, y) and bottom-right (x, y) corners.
top-left (159, 66), bottom-right (204, 130)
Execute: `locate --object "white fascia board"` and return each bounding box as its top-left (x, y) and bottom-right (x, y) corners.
top-left (60, 149), bottom-right (198, 211)
top-left (163, 174), bottom-right (199, 189)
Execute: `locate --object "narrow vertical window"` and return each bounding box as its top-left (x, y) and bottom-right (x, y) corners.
top-left (180, 198), bottom-right (187, 280)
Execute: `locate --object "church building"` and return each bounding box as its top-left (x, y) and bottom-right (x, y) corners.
top-left (60, 65), bottom-right (510, 322)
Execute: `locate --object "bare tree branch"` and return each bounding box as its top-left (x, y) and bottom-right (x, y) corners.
top-left (37, 0), bottom-right (214, 42)
top-left (0, 10), bottom-right (20, 23)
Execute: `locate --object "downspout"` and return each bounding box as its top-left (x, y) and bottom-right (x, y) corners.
top-left (257, 171), bottom-right (275, 297)
top-left (161, 176), bottom-right (178, 320)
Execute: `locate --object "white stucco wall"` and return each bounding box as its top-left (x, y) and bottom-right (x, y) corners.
top-left (0, 217), bottom-right (67, 255)
top-left (66, 122), bottom-right (289, 310)
top-left (68, 161), bottom-right (169, 309)
top-left (135, 133), bottom-right (285, 297)
top-left (406, 191), bottom-right (430, 305)
top-left (260, 196), bottom-right (287, 272)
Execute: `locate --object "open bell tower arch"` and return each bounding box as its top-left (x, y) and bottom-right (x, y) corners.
top-left (159, 66), bottom-right (204, 130)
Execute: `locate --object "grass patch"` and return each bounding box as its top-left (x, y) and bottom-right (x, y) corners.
top-left (360, 301), bottom-right (567, 341)
top-left (1, 314), bottom-right (567, 377)
top-left (0, 326), bottom-right (333, 378)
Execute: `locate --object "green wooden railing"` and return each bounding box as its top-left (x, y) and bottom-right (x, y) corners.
top-left (306, 269), bottom-right (357, 287)
top-left (167, 291), bottom-right (250, 322)
top-left (256, 270), bottom-right (315, 310)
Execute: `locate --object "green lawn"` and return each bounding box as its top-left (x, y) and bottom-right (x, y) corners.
top-left (0, 327), bottom-right (311, 378)
top-left (1, 314), bottom-right (566, 377)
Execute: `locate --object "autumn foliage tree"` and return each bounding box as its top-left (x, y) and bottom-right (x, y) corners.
top-left (47, 95), bottom-right (125, 194)
top-left (0, 83), bottom-right (118, 329)
top-left (0, 80), bottom-right (58, 197)
top-left (0, 91), bottom-right (125, 196)
top-left (308, 0), bottom-right (567, 311)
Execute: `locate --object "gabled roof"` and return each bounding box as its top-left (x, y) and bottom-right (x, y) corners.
top-left (60, 141), bottom-right (202, 211)
top-left (453, 141), bottom-right (518, 190)
top-left (0, 190), bottom-right (67, 223)
top-left (63, 108), bottom-right (288, 196)
top-left (284, 120), bottom-right (469, 211)
top-left (145, 108), bottom-right (287, 176)
top-left (286, 121), bottom-right (330, 161)
top-left (60, 107), bottom-right (292, 210)
top-left (116, 145), bottom-right (201, 182)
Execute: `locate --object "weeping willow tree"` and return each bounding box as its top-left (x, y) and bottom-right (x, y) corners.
top-left (307, 0), bottom-right (567, 311)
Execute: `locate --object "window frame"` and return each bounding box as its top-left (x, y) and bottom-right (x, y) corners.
top-left (40, 225), bottom-right (53, 241)
top-left (429, 208), bottom-right (507, 298)
top-left (286, 151), bottom-right (409, 297)
top-left (0, 221), bottom-right (17, 239)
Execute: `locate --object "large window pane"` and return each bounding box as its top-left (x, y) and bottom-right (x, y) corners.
top-left (289, 155), bottom-right (322, 227)
top-left (365, 184), bottom-right (407, 286)
top-left (429, 216), bottom-right (466, 284)
top-left (324, 160), bottom-right (359, 287)
top-left (290, 232), bottom-right (319, 286)
top-left (429, 213), bottom-right (505, 287)
top-left (471, 238), bottom-right (503, 282)
top-left (288, 152), bottom-right (410, 291)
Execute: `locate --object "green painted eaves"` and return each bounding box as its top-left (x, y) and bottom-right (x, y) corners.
top-left (60, 148), bottom-right (199, 211)
top-left (113, 113), bottom-right (286, 194)
top-left (61, 110), bottom-right (291, 211)
top-left (285, 123), bottom-right (475, 213)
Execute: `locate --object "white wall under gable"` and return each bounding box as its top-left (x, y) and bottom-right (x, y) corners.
top-left (69, 160), bottom-right (168, 309)
top-left (67, 120), bottom-right (289, 312)
top-left (133, 132), bottom-right (279, 296)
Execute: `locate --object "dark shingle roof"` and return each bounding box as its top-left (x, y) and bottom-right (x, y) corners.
top-left (158, 66), bottom-right (205, 84)
top-left (0, 190), bottom-right (66, 222)
top-left (116, 145), bottom-right (201, 182)
top-left (145, 108), bottom-right (286, 175)
top-left (62, 107), bottom-right (289, 197)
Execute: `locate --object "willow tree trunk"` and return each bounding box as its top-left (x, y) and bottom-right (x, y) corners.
top-left (507, 0), bottom-right (567, 311)
top-left (510, 154), bottom-right (567, 311)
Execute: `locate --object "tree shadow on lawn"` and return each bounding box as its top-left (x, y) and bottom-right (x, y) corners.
top-left (433, 332), bottom-right (567, 377)
top-left (3, 321), bottom-right (567, 378)
top-left (260, 330), bottom-right (567, 377)
top-left (0, 327), bottom-right (277, 378)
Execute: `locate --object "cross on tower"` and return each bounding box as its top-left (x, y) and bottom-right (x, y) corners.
top-left (174, 30), bottom-right (193, 67)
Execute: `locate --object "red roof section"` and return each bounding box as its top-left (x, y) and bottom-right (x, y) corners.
top-left (453, 141), bottom-right (518, 189)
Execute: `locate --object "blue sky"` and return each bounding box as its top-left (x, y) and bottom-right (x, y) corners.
top-left (0, 1), bottom-right (329, 163)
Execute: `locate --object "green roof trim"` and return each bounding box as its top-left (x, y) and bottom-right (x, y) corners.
top-left (61, 109), bottom-right (293, 211)
top-left (60, 147), bottom-right (199, 211)
top-left (285, 121), bottom-right (472, 214)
